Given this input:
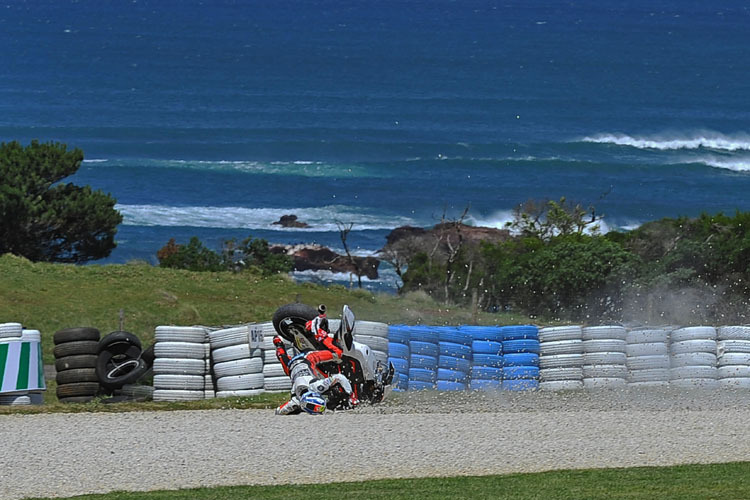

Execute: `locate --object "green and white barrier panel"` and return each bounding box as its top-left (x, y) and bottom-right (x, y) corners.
top-left (0, 341), bottom-right (46, 393)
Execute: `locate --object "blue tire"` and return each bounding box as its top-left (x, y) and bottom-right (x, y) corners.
top-left (469, 379), bottom-right (501, 390)
top-left (388, 342), bottom-right (409, 359)
top-left (471, 366), bottom-right (502, 380)
top-left (409, 326), bottom-right (439, 343)
top-left (408, 368), bottom-right (436, 383)
top-left (410, 354), bottom-right (438, 370)
top-left (408, 380), bottom-right (435, 391)
top-left (437, 327), bottom-right (473, 346)
top-left (500, 325), bottom-right (539, 341)
top-left (389, 357), bottom-right (409, 374)
top-left (439, 355), bottom-right (471, 372)
top-left (437, 368), bottom-right (469, 383)
top-left (437, 380), bottom-right (467, 391)
top-left (472, 353), bottom-right (503, 368)
top-left (396, 373), bottom-right (409, 389)
top-left (503, 366), bottom-right (539, 379)
top-left (503, 353), bottom-right (539, 367)
top-left (459, 326), bottom-right (503, 342)
top-left (472, 340), bottom-right (503, 355)
top-left (439, 341), bottom-right (472, 359)
top-left (388, 327), bottom-right (410, 344)
top-left (502, 379), bottom-right (539, 391)
top-left (409, 340), bottom-right (439, 357)
top-left (502, 339), bottom-right (540, 354)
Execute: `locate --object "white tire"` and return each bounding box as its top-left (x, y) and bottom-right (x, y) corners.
top-left (539, 353), bottom-right (584, 369)
top-left (670, 352), bottom-right (717, 368)
top-left (205, 374), bottom-right (214, 391)
top-left (213, 358), bottom-right (263, 378)
top-left (216, 389), bottom-right (265, 398)
top-left (354, 334), bottom-right (389, 352)
top-left (626, 329), bottom-right (669, 344)
top-left (582, 364), bottom-right (628, 379)
top-left (628, 368), bottom-right (670, 383)
top-left (264, 376), bottom-right (292, 391)
top-left (670, 366), bottom-right (717, 380)
top-left (718, 377), bottom-right (750, 389)
top-left (539, 326), bottom-right (582, 342)
top-left (540, 380), bottom-right (583, 391)
top-left (718, 365), bottom-right (750, 378)
top-left (540, 367), bottom-right (583, 382)
top-left (717, 340), bottom-right (750, 354)
top-left (354, 321), bottom-right (389, 338)
top-left (209, 326), bottom-right (250, 349)
top-left (718, 352), bottom-right (750, 366)
top-left (582, 326), bottom-right (627, 341)
top-left (626, 342), bottom-right (668, 357)
top-left (212, 344), bottom-right (261, 363)
top-left (153, 389), bottom-right (204, 401)
top-left (540, 340), bottom-right (584, 355)
top-left (263, 363), bottom-right (286, 378)
top-left (154, 374), bottom-right (205, 391)
top-left (21, 330), bottom-right (41, 342)
top-left (0, 322), bottom-right (23, 339)
top-left (670, 326), bottom-right (716, 343)
top-left (583, 339), bottom-right (626, 353)
top-left (627, 355), bottom-right (670, 370)
top-left (670, 379), bottom-right (719, 389)
top-left (0, 394), bottom-right (31, 405)
top-left (216, 373), bottom-right (264, 391)
top-left (263, 350), bottom-right (280, 364)
top-left (154, 342), bottom-right (206, 359)
top-left (717, 326), bottom-right (750, 341)
top-left (583, 377), bottom-right (627, 389)
top-left (670, 339), bottom-right (717, 355)
top-left (155, 326), bottom-right (207, 343)
top-left (582, 352), bottom-right (627, 365)
top-left (153, 358), bottom-right (206, 376)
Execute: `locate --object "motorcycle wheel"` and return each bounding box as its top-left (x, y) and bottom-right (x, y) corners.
top-left (272, 303), bottom-right (318, 344)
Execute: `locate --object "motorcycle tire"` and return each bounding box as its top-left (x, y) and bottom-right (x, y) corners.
top-left (272, 303), bottom-right (317, 344)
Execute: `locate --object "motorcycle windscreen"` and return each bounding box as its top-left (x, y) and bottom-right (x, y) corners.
top-left (341, 305), bottom-right (355, 351)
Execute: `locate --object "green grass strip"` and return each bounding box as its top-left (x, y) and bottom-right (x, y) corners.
top-left (28, 462), bottom-right (750, 500)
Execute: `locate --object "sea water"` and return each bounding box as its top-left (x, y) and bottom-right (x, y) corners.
top-left (2, 0), bottom-right (749, 291)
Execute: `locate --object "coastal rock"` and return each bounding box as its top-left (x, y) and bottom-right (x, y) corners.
top-left (270, 244), bottom-right (379, 279)
top-left (272, 215), bottom-right (310, 228)
top-left (383, 223), bottom-right (510, 249)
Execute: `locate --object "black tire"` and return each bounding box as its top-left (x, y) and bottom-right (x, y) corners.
top-left (272, 302), bottom-right (317, 344)
top-left (56, 382), bottom-right (100, 398)
top-left (55, 354), bottom-right (98, 371)
top-left (53, 327), bottom-right (101, 345)
top-left (58, 396), bottom-right (96, 404)
top-left (56, 368), bottom-right (99, 385)
top-left (140, 344), bottom-right (155, 366)
top-left (98, 331), bottom-right (142, 354)
top-left (96, 352), bottom-right (149, 391)
top-left (53, 341), bottom-right (100, 358)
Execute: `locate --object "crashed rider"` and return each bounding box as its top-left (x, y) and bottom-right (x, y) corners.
top-left (274, 306), bottom-right (359, 415)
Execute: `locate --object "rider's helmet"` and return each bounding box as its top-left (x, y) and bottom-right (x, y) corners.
top-left (300, 391), bottom-right (326, 414)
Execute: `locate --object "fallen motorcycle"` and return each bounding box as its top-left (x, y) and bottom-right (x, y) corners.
top-left (272, 302), bottom-right (395, 408)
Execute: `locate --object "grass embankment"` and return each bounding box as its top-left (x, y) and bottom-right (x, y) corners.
top-left (0, 253), bottom-right (529, 366)
top-left (28, 462), bottom-right (750, 500)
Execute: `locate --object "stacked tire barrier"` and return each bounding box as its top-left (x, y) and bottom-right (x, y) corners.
top-left (465, 326), bottom-right (503, 391)
top-left (262, 322), bottom-right (292, 392)
top-left (96, 331), bottom-right (152, 397)
top-left (539, 326), bottom-right (584, 391)
top-left (53, 327), bottom-right (101, 403)
top-left (408, 326), bottom-right (439, 390)
top-left (153, 326), bottom-right (210, 401)
top-left (501, 325), bottom-right (540, 391)
top-left (717, 326), bottom-right (750, 388)
top-left (626, 327), bottom-right (670, 387)
top-left (387, 325), bottom-right (410, 391)
top-left (352, 321), bottom-right (390, 366)
top-left (209, 324), bottom-right (265, 398)
top-left (669, 326), bottom-right (718, 389)
top-left (582, 326), bottom-right (628, 389)
top-left (435, 326), bottom-right (472, 391)
top-left (1, 324), bottom-right (46, 405)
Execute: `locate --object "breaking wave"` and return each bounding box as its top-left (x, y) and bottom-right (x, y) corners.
top-left (580, 131), bottom-right (750, 152)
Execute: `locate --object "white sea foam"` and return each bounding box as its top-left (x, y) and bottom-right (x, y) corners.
top-left (581, 131), bottom-right (750, 152)
top-left (115, 204), bottom-right (415, 231)
top-left (692, 155), bottom-right (750, 172)
top-left (465, 210), bottom-right (516, 230)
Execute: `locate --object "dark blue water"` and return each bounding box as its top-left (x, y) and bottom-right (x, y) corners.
top-left (2, 0), bottom-right (749, 290)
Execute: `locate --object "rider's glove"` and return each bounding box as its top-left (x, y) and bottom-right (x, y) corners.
top-left (273, 336), bottom-right (284, 348)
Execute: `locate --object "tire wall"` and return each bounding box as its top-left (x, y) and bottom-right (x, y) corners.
top-left (1, 324), bottom-right (46, 406)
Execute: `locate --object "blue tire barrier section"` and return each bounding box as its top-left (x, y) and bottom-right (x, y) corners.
top-left (388, 325), bottom-right (411, 390)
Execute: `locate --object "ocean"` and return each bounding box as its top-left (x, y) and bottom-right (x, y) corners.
top-left (2, 0), bottom-right (749, 292)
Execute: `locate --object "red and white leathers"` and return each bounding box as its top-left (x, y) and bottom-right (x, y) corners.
top-left (274, 345), bottom-right (358, 415)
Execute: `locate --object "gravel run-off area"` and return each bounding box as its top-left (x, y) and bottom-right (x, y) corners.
top-left (3, 388), bottom-right (750, 499)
